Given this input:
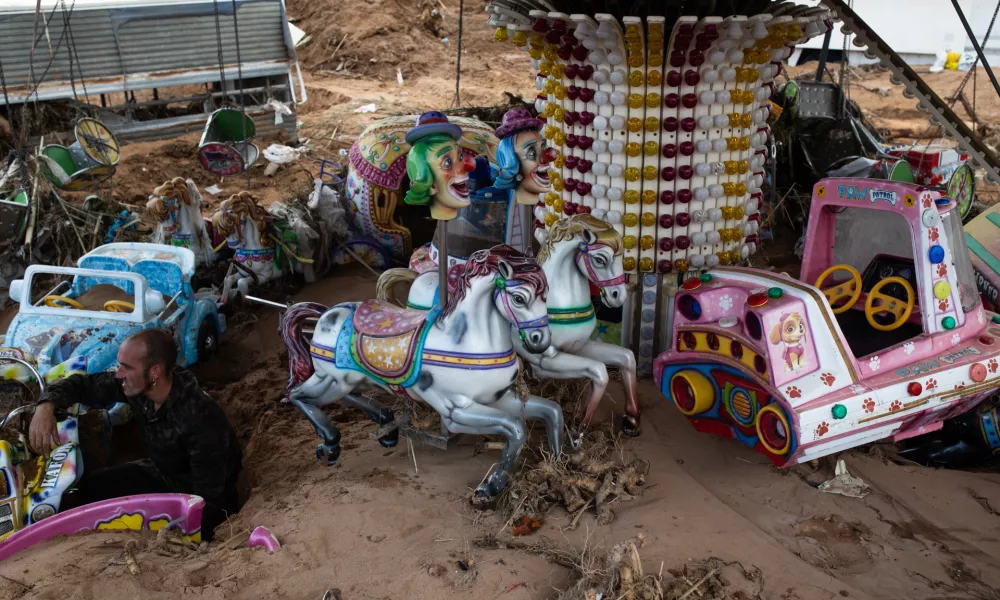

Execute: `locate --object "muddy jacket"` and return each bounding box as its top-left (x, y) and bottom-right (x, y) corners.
top-left (39, 368), bottom-right (242, 507)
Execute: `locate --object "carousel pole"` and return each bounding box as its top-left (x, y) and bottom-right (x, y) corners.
top-left (437, 219), bottom-right (449, 306)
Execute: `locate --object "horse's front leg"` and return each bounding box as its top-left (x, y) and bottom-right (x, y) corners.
top-left (289, 371), bottom-right (351, 465)
top-left (527, 344), bottom-right (610, 433)
top-left (343, 393), bottom-right (398, 448)
top-left (575, 340), bottom-right (640, 436)
top-left (494, 390), bottom-right (564, 458)
top-left (433, 393), bottom-right (527, 501)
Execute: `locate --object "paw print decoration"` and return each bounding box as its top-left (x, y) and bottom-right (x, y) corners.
top-left (989, 358), bottom-right (998, 373)
top-left (820, 372), bottom-right (836, 386)
top-left (786, 386), bottom-right (802, 399)
top-left (922, 196), bottom-right (932, 209)
top-left (869, 356), bottom-right (881, 371)
top-left (929, 227), bottom-right (939, 242)
top-left (814, 421), bottom-right (830, 437)
top-left (863, 398), bottom-right (876, 413)
top-left (926, 378), bottom-right (937, 390)
top-left (939, 298), bottom-right (950, 312)
top-left (937, 263), bottom-right (948, 278)
top-left (889, 400), bottom-right (902, 412)
top-left (719, 294), bottom-right (733, 310)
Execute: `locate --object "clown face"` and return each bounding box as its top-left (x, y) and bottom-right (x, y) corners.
top-left (514, 130), bottom-right (552, 195)
top-left (428, 139), bottom-right (473, 220)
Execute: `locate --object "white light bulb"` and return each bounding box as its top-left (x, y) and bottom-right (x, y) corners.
top-left (727, 49), bottom-right (744, 63)
top-left (607, 209), bottom-right (622, 223)
top-left (609, 70), bottom-right (627, 85)
top-left (727, 23), bottom-right (743, 39)
top-left (721, 67), bottom-right (737, 82)
top-left (697, 116), bottom-right (714, 130)
top-left (535, 98), bottom-right (546, 113)
top-left (591, 207), bottom-right (607, 219)
top-left (709, 184), bottom-right (724, 198)
top-left (695, 139), bottom-right (712, 153)
top-left (705, 254), bottom-right (720, 267)
top-left (702, 67), bottom-right (719, 84)
top-left (752, 173), bottom-right (764, 187)
top-left (592, 161), bottom-right (608, 175)
top-left (771, 47), bottom-right (791, 61)
top-left (691, 231), bottom-right (707, 245)
top-left (740, 38), bottom-right (756, 49)
top-left (607, 188), bottom-right (624, 202)
top-left (745, 198), bottom-right (759, 212)
top-left (744, 243), bottom-right (756, 257)
top-left (609, 115), bottom-right (626, 130)
top-left (694, 187), bottom-right (710, 201)
top-left (593, 68), bottom-right (610, 84)
top-left (708, 208), bottom-right (723, 221)
top-left (590, 50), bottom-right (609, 64)
top-left (707, 230), bottom-right (721, 244)
top-left (755, 87), bottom-right (769, 101)
top-left (593, 115), bottom-right (608, 130)
top-left (592, 184), bottom-right (608, 198)
top-left (711, 162), bottom-right (726, 175)
top-left (709, 50), bottom-right (726, 65)
top-left (535, 77), bottom-right (546, 91)
top-left (582, 38), bottom-right (599, 51)
top-left (594, 91), bottom-right (610, 106)
top-left (608, 163), bottom-right (624, 177)
top-left (606, 51), bottom-right (624, 65)
top-left (712, 138), bottom-right (728, 153)
top-left (716, 90), bottom-right (731, 104)
top-left (610, 91), bottom-right (626, 106)
top-left (689, 254), bottom-right (706, 268)
top-left (753, 22), bottom-right (768, 39)
top-left (592, 140), bottom-right (608, 153)
top-left (608, 139), bottom-right (625, 153)
top-left (531, 58), bottom-right (541, 70)
top-left (699, 91), bottom-right (716, 105)
top-left (714, 114), bottom-right (729, 128)
top-left (694, 162), bottom-right (711, 177)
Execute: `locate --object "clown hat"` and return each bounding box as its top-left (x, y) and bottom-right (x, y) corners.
top-left (405, 111), bottom-right (463, 145)
top-left (495, 107), bottom-right (544, 139)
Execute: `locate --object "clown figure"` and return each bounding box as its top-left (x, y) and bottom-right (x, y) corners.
top-left (403, 112), bottom-right (474, 221)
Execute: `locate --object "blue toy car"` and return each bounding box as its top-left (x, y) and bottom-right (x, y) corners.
top-left (0, 243), bottom-right (225, 383)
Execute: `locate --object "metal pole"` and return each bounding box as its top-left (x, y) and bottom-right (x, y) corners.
top-left (815, 28), bottom-right (832, 82)
top-left (437, 220), bottom-right (448, 308)
top-left (951, 0), bottom-right (1000, 102)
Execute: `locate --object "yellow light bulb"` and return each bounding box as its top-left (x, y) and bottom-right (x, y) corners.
top-left (735, 182), bottom-right (748, 195)
top-left (648, 54), bottom-right (663, 68)
top-left (628, 54), bottom-right (644, 68)
top-left (639, 257), bottom-right (654, 272)
top-left (643, 141), bottom-right (659, 156)
top-left (647, 70), bottom-right (663, 86)
top-left (643, 165), bottom-right (657, 180)
top-left (627, 118), bottom-right (642, 132)
top-left (623, 257), bottom-right (637, 271)
top-left (734, 206), bottom-right (745, 219)
top-left (544, 212), bottom-right (558, 227)
top-left (674, 259), bottom-right (689, 273)
top-left (551, 64), bottom-right (565, 78)
top-left (539, 62), bottom-right (552, 76)
top-left (624, 190), bottom-right (640, 204)
top-left (553, 199), bottom-right (565, 213)
top-left (729, 113), bottom-right (741, 128)
top-left (725, 161), bottom-right (738, 175)
top-left (628, 94), bottom-right (644, 109)
top-left (722, 182), bottom-right (736, 196)
top-left (641, 212), bottom-right (656, 227)
top-left (494, 28), bottom-right (509, 42)
top-left (553, 130), bottom-right (566, 145)
top-left (625, 167), bottom-right (641, 182)
top-left (741, 113), bottom-right (754, 128)
top-left (623, 235), bottom-right (637, 250)
top-left (545, 192), bottom-right (558, 206)
top-left (644, 116), bottom-right (660, 131)
top-left (623, 213), bottom-right (638, 227)
top-left (721, 205), bottom-right (735, 220)
top-left (553, 176), bottom-right (565, 190)
top-left (738, 160), bottom-right (749, 174)
top-left (511, 31), bottom-right (528, 46)
top-left (554, 86), bottom-right (567, 100)
top-left (529, 47), bottom-right (544, 60)
top-left (642, 190), bottom-right (657, 204)
top-left (626, 142), bottom-right (641, 157)
top-left (738, 137), bottom-right (750, 151)
top-left (727, 137), bottom-right (740, 152)
top-left (629, 71), bottom-right (644, 87)
top-left (717, 251), bottom-right (731, 266)
top-left (646, 93), bottom-right (661, 108)
top-left (543, 47), bottom-right (558, 61)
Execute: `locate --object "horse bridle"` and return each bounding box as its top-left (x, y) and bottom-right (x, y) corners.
top-left (493, 276), bottom-right (549, 341)
top-left (575, 242), bottom-right (626, 295)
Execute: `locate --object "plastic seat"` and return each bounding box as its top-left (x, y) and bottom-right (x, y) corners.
top-left (38, 118), bottom-right (119, 191)
top-left (197, 108), bottom-right (259, 176)
top-left (0, 189), bottom-right (29, 242)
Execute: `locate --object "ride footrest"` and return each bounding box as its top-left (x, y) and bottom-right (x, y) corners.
top-left (397, 408), bottom-right (460, 451)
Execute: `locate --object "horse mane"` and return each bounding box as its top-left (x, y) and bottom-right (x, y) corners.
top-left (280, 302), bottom-right (329, 401)
top-left (212, 191), bottom-right (270, 239)
top-left (536, 214), bottom-right (623, 263)
top-left (146, 177), bottom-right (191, 221)
top-left (442, 244), bottom-right (547, 318)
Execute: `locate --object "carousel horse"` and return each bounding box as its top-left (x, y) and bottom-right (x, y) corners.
top-left (281, 245), bottom-right (563, 500)
top-left (377, 214), bottom-right (641, 436)
top-left (211, 192), bottom-right (281, 301)
top-left (146, 177), bottom-right (222, 265)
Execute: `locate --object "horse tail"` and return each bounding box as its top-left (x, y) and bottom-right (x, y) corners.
top-left (280, 302), bottom-right (328, 402)
top-left (375, 268), bottom-right (417, 307)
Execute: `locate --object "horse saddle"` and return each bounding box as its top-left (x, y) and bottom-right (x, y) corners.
top-left (351, 299), bottom-right (432, 383)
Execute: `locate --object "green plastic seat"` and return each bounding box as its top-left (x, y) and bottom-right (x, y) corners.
top-left (38, 118), bottom-right (119, 191)
top-left (197, 108), bottom-right (259, 176)
top-left (0, 189), bottom-right (29, 242)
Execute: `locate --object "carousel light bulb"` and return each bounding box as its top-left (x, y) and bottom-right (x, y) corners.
top-left (727, 22), bottom-right (743, 39)
top-left (641, 212), bottom-right (656, 227)
top-left (716, 90), bottom-right (731, 104)
top-left (593, 115), bottom-right (609, 130)
top-left (694, 162), bottom-right (711, 177)
top-left (753, 21), bottom-right (769, 39)
top-left (544, 212), bottom-right (558, 227)
top-left (771, 46), bottom-right (792, 61)
top-left (691, 209), bottom-right (707, 224)
top-left (708, 139), bottom-right (724, 153)
top-left (707, 230), bottom-right (721, 244)
top-left (642, 190), bottom-right (656, 204)
top-left (535, 77), bottom-right (546, 91)
top-left (691, 232), bottom-right (707, 245)
top-left (610, 69), bottom-right (627, 85)
top-left (609, 115), bottom-right (626, 131)
top-left (721, 67), bottom-right (737, 82)
top-left (704, 254), bottom-right (719, 268)
top-left (699, 91), bottom-right (715, 105)
top-left (592, 140), bottom-right (608, 153)
top-left (701, 67), bottom-right (720, 84)
top-left (712, 114), bottom-right (728, 128)
top-left (644, 141), bottom-right (659, 155)
top-left (552, 198), bottom-right (565, 212)
top-left (531, 58), bottom-right (542, 70)
top-left (709, 50), bottom-right (726, 65)
top-left (583, 37), bottom-right (599, 50)
top-left (623, 213), bottom-right (638, 227)
top-left (592, 161), bottom-right (608, 175)
top-left (711, 162), bottom-right (726, 175)
top-left (590, 49), bottom-right (609, 64)
top-left (696, 139), bottom-right (712, 153)
top-left (607, 209), bottom-right (622, 223)
top-left (607, 188), bottom-right (623, 202)
top-left (709, 184), bottom-right (724, 199)
top-left (754, 108), bottom-right (767, 124)
top-left (752, 173), bottom-right (764, 187)
top-left (607, 50), bottom-right (625, 65)
top-left (744, 243), bottom-right (756, 258)
top-left (591, 207), bottom-right (607, 219)
top-left (535, 98), bottom-right (546, 113)
top-left (610, 91), bottom-right (627, 106)
top-left (707, 208), bottom-right (722, 222)
top-left (755, 87), bottom-right (769, 101)
top-left (745, 197), bottom-right (759, 212)
top-left (593, 91), bottom-right (610, 106)
top-left (740, 38), bottom-right (756, 49)
top-left (697, 116), bottom-right (714, 131)
top-left (689, 254), bottom-right (706, 268)
top-left (608, 139), bottom-right (625, 153)
top-left (608, 163), bottom-right (624, 177)
top-left (592, 183), bottom-right (608, 198)
top-left (624, 190), bottom-right (640, 204)
top-left (750, 220), bottom-right (759, 233)
top-left (727, 49), bottom-right (744, 63)
top-left (693, 187), bottom-right (710, 202)
top-left (593, 68), bottom-right (610, 84)
top-left (743, 222), bottom-right (753, 236)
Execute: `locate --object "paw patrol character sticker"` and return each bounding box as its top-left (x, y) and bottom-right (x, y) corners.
top-left (770, 312), bottom-right (807, 371)
top-left (765, 310), bottom-right (820, 388)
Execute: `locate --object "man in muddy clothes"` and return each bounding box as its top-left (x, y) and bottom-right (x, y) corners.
top-left (28, 328), bottom-right (242, 540)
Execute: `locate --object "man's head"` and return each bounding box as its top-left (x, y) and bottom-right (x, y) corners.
top-left (116, 329), bottom-right (177, 398)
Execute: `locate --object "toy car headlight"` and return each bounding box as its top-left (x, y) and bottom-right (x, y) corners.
top-left (678, 294), bottom-right (702, 320)
top-left (145, 289), bottom-right (166, 313)
top-left (7, 280), bottom-right (23, 304)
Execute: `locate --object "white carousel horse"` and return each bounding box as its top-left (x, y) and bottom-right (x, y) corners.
top-left (146, 177), bottom-right (219, 265)
top-left (211, 192), bottom-right (283, 302)
top-left (281, 245), bottom-right (563, 500)
top-left (377, 214), bottom-right (641, 436)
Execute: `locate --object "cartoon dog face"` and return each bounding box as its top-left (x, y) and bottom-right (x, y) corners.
top-left (769, 312), bottom-right (806, 346)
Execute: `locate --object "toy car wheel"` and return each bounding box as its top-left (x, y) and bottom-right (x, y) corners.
top-left (197, 320), bottom-right (219, 361)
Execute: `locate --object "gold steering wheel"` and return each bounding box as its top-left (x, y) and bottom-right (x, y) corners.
top-left (865, 277), bottom-right (915, 332)
top-left (44, 295), bottom-right (82, 309)
top-left (814, 264), bottom-right (863, 314)
top-left (103, 300), bottom-right (135, 313)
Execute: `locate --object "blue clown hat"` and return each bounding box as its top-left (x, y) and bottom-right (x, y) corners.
top-left (405, 111), bottom-right (464, 145)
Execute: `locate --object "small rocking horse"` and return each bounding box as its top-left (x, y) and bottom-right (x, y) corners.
top-left (146, 177), bottom-right (224, 265)
top-left (211, 192), bottom-right (281, 302)
top-left (378, 214), bottom-right (641, 436)
top-left (281, 245), bottom-right (563, 500)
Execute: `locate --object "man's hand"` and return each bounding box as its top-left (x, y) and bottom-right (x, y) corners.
top-left (28, 403), bottom-right (59, 454)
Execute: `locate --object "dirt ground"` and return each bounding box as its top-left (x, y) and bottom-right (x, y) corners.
top-left (4, 1), bottom-right (1000, 599)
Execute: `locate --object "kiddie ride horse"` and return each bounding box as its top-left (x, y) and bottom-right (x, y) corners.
top-left (211, 192), bottom-right (316, 305)
top-left (0, 357), bottom-right (204, 556)
top-left (281, 245), bottom-right (563, 500)
top-left (146, 177), bottom-right (227, 266)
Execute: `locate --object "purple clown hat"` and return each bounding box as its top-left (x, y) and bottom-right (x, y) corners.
top-left (405, 111), bottom-right (464, 145)
top-left (494, 107), bottom-right (545, 139)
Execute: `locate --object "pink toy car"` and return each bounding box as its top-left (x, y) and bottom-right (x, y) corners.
top-left (655, 177), bottom-right (1000, 467)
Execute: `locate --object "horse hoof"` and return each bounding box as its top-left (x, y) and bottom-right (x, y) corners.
top-left (378, 429), bottom-right (399, 448)
top-left (622, 414), bottom-right (641, 437)
top-left (316, 443), bottom-right (341, 466)
top-left (470, 485), bottom-right (497, 507)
